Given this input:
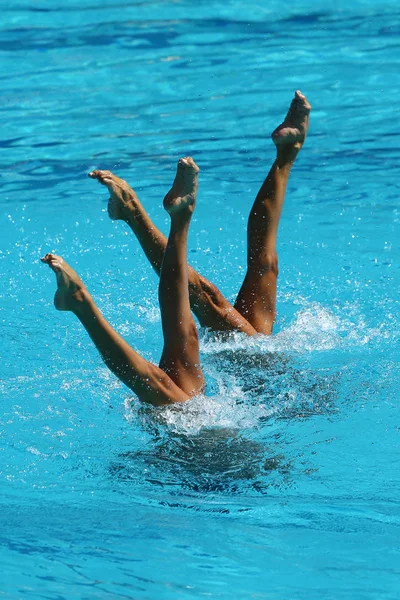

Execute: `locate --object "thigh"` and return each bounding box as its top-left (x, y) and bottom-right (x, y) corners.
top-left (234, 270), bottom-right (277, 335)
top-left (189, 271), bottom-right (257, 335)
top-left (159, 323), bottom-right (205, 396)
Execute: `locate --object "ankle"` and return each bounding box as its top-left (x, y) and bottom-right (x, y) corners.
top-left (275, 146), bottom-right (300, 169)
top-left (123, 201), bottom-right (145, 229)
top-left (170, 214), bottom-right (192, 234)
top-left (70, 287), bottom-right (91, 314)
top-left (120, 198), bottom-right (138, 222)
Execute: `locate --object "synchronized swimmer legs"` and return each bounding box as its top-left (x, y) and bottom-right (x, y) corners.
top-left (234, 90), bottom-right (311, 334)
top-left (89, 90), bottom-right (311, 336)
top-left (158, 157), bottom-right (205, 396)
top-left (88, 168), bottom-right (255, 335)
top-left (42, 158), bottom-right (205, 406)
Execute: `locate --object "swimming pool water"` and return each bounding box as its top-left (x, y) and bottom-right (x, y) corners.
top-left (1, 1), bottom-right (400, 598)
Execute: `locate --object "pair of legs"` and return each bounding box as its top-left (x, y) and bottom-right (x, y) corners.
top-left (42, 157), bottom-right (205, 406)
top-left (89, 91), bottom-right (311, 336)
top-left (42, 91), bottom-right (310, 406)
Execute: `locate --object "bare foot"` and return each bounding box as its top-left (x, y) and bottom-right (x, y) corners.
top-left (163, 157), bottom-right (199, 217)
top-left (41, 253), bottom-right (86, 311)
top-left (272, 90), bottom-right (311, 150)
top-left (88, 170), bottom-right (139, 221)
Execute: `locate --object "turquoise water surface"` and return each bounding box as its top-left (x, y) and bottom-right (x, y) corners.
top-left (1, 1), bottom-right (400, 598)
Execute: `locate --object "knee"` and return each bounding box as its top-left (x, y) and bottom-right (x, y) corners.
top-left (266, 253), bottom-right (279, 276)
top-left (190, 275), bottom-right (225, 307)
top-left (201, 279), bottom-right (224, 303)
top-left (251, 252), bottom-right (279, 277)
top-left (171, 320), bottom-right (199, 350)
top-left (186, 320), bottom-right (200, 346)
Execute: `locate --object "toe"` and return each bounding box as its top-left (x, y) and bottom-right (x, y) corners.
top-left (293, 90), bottom-right (311, 111)
top-left (179, 156), bottom-right (199, 172)
top-left (41, 252), bottom-right (56, 262)
top-left (88, 169), bottom-right (114, 181)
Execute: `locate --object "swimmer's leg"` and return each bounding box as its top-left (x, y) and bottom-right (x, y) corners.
top-left (157, 157), bottom-right (205, 396)
top-left (41, 253), bottom-right (190, 406)
top-left (234, 91), bottom-right (311, 334)
top-left (89, 170), bottom-right (256, 336)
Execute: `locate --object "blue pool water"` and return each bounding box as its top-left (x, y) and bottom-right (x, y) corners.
top-left (1, 1), bottom-right (400, 597)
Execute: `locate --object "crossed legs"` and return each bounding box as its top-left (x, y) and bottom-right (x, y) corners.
top-left (89, 91), bottom-right (311, 336)
top-left (42, 93), bottom-right (311, 404)
top-left (42, 158), bottom-right (205, 406)
top-left (88, 168), bottom-right (256, 335)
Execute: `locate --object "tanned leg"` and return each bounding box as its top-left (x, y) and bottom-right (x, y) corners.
top-left (41, 253), bottom-right (189, 406)
top-left (88, 170), bottom-right (256, 336)
top-left (234, 91), bottom-right (311, 334)
top-left (157, 157), bottom-right (205, 396)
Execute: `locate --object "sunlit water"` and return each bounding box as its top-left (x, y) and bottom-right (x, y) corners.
top-left (1, 1), bottom-right (400, 598)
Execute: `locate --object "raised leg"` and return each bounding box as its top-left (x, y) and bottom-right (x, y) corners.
top-left (158, 157), bottom-right (205, 396)
top-left (234, 91), bottom-right (311, 334)
top-left (89, 170), bottom-right (256, 336)
top-left (41, 254), bottom-right (190, 406)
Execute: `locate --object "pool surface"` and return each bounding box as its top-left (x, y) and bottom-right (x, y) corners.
top-left (1, 1), bottom-right (400, 598)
